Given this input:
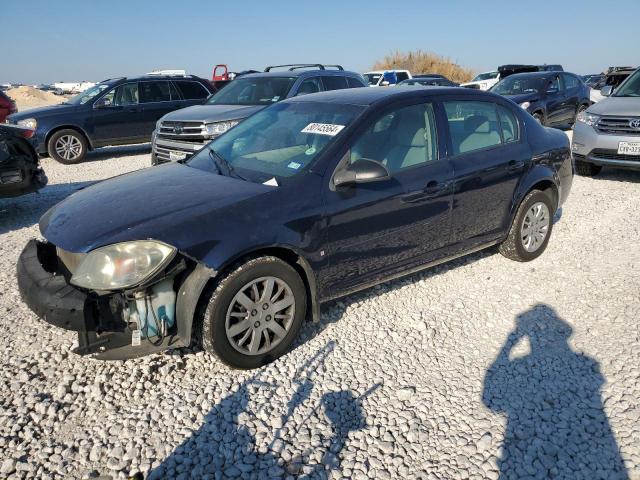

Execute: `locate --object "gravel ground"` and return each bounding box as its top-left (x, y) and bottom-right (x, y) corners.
top-left (0, 142), bottom-right (639, 480)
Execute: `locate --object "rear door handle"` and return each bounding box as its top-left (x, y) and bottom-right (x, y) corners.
top-left (508, 160), bottom-right (525, 171)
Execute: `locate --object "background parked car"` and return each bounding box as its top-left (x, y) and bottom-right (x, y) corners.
top-left (461, 71), bottom-right (500, 90)
top-left (491, 71), bottom-right (590, 127)
top-left (572, 67), bottom-right (640, 176)
top-left (363, 70), bottom-right (411, 87)
top-left (590, 67), bottom-right (636, 103)
top-left (18, 87), bottom-right (572, 368)
top-left (151, 64), bottom-right (366, 165)
top-left (6, 74), bottom-right (214, 164)
top-left (0, 125), bottom-right (47, 198)
top-left (397, 77), bottom-right (458, 87)
top-left (0, 90), bottom-right (18, 123)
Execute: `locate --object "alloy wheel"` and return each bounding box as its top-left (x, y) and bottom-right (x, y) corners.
top-left (54, 135), bottom-right (83, 161)
top-left (521, 201), bottom-right (550, 252)
top-left (225, 276), bottom-right (295, 355)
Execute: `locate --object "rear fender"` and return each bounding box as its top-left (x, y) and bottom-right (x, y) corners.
top-left (511, 163), bottom-right (559, 218)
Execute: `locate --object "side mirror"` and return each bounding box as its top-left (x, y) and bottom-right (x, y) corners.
top-left (546, 87), bottom-right (559, 95)
top-left (94, 97), bottom-right (112, 109)
top-left (600, 85), bottom-right (613, 97)
top-left (381, 81), bottom-right (390, 87)
top-left (333, 158), bottom-right (390, 188)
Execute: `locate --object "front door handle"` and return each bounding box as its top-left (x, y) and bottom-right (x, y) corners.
top-left (508, 160), bottom-right (525, 171)
top-left (401, 181), bottom-right (450, 203)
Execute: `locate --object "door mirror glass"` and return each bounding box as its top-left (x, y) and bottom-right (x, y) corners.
top-left (94, 97), bottom-right (112, 109)
top-left (334, 158), bottom-right (390, 187)
top-left (546, 86), bottom-right (559, 94)
top-left (600, 85), bottom-right (613, 97)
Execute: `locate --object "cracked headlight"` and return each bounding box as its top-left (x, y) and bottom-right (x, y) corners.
top-left (576, 111), bottom-right (600, 127)
top-left (17, 118), bottom-right (37, 130)
top-left (70, 241), bottom-right (176, 290)
top-left (204, 120), bottom-right (240, 138)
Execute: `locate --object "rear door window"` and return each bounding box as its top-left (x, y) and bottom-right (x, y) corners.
top-left (139, 81), bottom-right (171, 103)
top-left (296, 77), bottom-right (323, 96)
top-left (174, 80), bottom-right (210, 100)
top-left (562, 73), bottom-right (580, 90)
top-left (396, 72), bottom-right (410, 82)
top-left (322, 76), bottom-right (349, 91)
top-left (443, 101), bottom-right (503, 155)
top-left (346, 77), bottom-right (366, 88)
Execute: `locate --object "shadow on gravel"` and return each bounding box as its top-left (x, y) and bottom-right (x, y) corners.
top-left (148, 341), bottom-right (380, 479)
top-left (0, 181), bottom-right (92, 234)
top-left (596, 168), bottom-right (640, 184)
top-left (483, 304), bottom-right (628, 480)
top-left (82, 143), bottom-right (151, 163)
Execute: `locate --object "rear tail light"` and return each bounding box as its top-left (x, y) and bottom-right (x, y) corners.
top-left (19, 128), bottom-right (35, 139)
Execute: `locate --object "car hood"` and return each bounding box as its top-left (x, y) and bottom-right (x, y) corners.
top-left (8, 103), bottom-right (80, 121)
top-left (588, 96), bottom-right (640, 116)
top-left (162, 104), bottom-right (265, 123)
top-left (39, 162), bottom-right (273, 255)
top-left (501, 92), bottom-right (540, 104)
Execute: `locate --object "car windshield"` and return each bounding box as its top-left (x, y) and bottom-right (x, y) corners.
top-left (472, 72), bottom-right (498, 81)
top-left (187, 101), bottom-right (364, 181)
top-left (206, 76), bottom-right (296, 106)
top-left (613, 70), bottom-right (640, 96)
top-left (364, 73), bottom-right (382, 86)
top-left (491, 76), bottom-right (545, 95)
top-left (66, 84), bottom-right (112, 105)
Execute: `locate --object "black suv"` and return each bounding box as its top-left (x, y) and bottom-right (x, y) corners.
top-left (7, 75), bottom-right (214, 164)
top-left (491, 71), bottom-right (590, 127)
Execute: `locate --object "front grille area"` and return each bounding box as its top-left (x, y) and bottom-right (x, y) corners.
top-left (157, 121), bottom-right (208, 142)
top-left (590, 149), bottom-right (640, 162)
top-left (596, 116), bottom-right (640, 135)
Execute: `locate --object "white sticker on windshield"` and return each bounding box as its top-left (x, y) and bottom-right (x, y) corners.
top-left (263, 177), bottom-right (279, 187)
top-left (287, 162), bottom-right (302, 170)
top-left (301, 123), bottom-right (345, 136)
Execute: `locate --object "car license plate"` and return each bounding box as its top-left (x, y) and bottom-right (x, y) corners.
top-left (617, 141), bottom-right (640, 155)
top-left (169, 150), bottom-right (187, 161)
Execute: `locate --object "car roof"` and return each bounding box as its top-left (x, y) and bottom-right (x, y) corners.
top-left (504, 71), bottom-right (559, 80)
top-left (100, 75), bottom-right (208, 85)
top-left (287, 85), bottom-right (493, 107)
top-left (240, 70), bottom-right (361, 79)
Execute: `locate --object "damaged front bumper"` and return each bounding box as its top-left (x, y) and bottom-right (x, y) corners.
top-left (0, 159), bottom-right (47, 198)
top-left (16, 239), bottom-right (196, 360)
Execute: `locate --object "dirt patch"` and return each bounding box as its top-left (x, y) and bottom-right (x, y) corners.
top-left (6, 86), bottom-right (68, 111)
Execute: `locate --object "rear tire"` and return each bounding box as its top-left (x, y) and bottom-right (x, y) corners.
top-left (200, 256), bottom-right (307, 369)
top-left (47, 129), bottom-right (87, 164)
top-left (499, 190), bottom-right (555, 262)
top-left (575, 160), bottom-right (602, 177)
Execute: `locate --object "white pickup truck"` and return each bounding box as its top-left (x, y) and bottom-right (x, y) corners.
top-left (460, 71), bottom-right (500, 91)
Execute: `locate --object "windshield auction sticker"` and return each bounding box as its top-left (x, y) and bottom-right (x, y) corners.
top-left (301, 123), bottom-right (345, 136)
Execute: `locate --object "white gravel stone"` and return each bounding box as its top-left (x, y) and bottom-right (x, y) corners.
top-left (0, 142), bottom-right (639, 479)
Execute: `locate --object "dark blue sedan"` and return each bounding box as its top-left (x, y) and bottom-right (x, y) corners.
top-left (16, 87), bottom-right (573, 368)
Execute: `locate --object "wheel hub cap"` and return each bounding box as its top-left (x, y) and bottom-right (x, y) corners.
top-left (225, 276), bottom-right (295, 355)
top-left (55, 135), bottom-right (82, 160)
top-left (521, 201), bottom-right (550, 252)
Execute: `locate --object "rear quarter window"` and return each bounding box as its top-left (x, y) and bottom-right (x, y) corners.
top-left (174, 80), bottom-right (210, 100)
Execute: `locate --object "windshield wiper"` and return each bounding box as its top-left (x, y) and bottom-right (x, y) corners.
top-left (208, 147), bottom-right (247, 181)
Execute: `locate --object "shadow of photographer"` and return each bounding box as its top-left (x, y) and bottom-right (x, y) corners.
top-left (483, 304), bottom-right (628, 479)
top-left (147, 341), bottom-right (380, 479)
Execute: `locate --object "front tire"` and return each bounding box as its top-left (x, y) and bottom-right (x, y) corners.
top-left (47, 129), bottom-right (87, 164)
top-left (200, 256), bottom-right (307, 369)
top-left (575, 160), bottom-right (602, 177)
top-left (499, 190), bottom-right (555, 262)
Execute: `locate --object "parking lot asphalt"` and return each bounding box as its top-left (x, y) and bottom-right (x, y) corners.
top-left (0, 140), bottom-right (638, 479)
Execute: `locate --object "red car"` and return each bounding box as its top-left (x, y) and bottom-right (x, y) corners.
top-left (0, 90), bottom-right (17, 123)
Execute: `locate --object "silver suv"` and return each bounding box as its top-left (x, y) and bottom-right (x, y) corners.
top-left (151, 65), bottom-right (366, 165)
top-left (572, 67), bottom-right (640, 175)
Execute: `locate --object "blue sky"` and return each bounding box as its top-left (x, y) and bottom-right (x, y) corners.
top-left (2, 0), bottom-right (639, 84)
